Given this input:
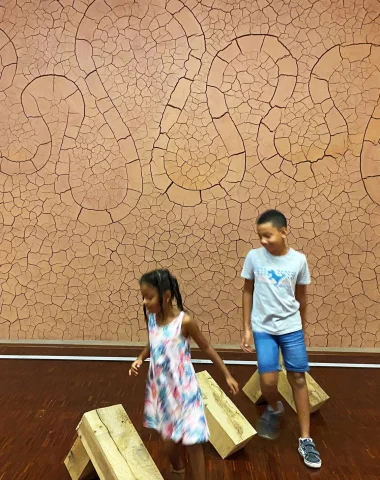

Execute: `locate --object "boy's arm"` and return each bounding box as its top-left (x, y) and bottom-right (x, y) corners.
top-left (296, 254), bottom-right (311, 330)
top-left (242, 279), bottom-right (254, 332)
top-left (242, 279), bottom-right (254, 352)
top-left (295, 284), bottom-right (307, 329)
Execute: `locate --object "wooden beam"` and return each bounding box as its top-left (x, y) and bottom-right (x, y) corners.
top-left (278, 370), bottom-right (329, 413)
top-left (243, 365), bottom-right (329, 413)
top-left (242, 370), bottom-right (265, 405)
top-left (278, 352), bottom-right (329, 412)
top-left (64, 435), bottom-right (96, 480)
top-left (197, 371), bottom-right (256, 458)
top-left (76, 404), bottom-right (164, 480)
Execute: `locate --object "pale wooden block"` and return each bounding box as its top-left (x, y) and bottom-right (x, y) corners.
top-left (242, 370), bottom-right (265, 405)
top-left (243, 368), bottom-right (329, 413)
top-left (64, 435), bottom-right (96, 480)
top-left (278, 370), bottom-right (330, 413)
top-left (77, 404), bottom-right (163, 480)
top-left (278, 352), bottom-right (329, 412)
top-left (306, 372), bottom-right (330, 412)
top-left (197, 370), bottom-right (256, 459)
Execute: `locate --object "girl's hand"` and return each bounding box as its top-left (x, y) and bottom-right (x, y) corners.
top-left (226, 375), bottom-right (239, 395)
top-left (129, 358), bottom-right (143, 376)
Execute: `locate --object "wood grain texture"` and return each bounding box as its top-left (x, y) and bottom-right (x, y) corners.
top-left (244, 354), bottom-right (329, 413)
top-left (64, 435), bottom-right (95, 480)
top-left (77, 404), bottom-right (164, 480)
top-left (242, 370), bottom-right (265, 405)
top-left (0, 356), bottom-right (379, 479)
top-left (277, 371), bottom-right (330, 413)
top-left (197, 371), bottom-right (256, 458)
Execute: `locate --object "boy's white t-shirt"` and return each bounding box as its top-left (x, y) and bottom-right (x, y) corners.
top-left (241, 247), bottom-right (311, 335)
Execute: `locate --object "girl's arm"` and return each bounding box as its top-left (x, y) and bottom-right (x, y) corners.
top-left (129, 342), bottom-right (150, 376)
top-left (137, 342), bottom-right (150, 361)
top-left (182, 314), bottom-right (239, 394)
top-left (137, 315), bottom-right (151, 361)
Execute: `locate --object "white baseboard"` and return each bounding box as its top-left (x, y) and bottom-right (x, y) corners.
top-left (0, 339), bottom-right (379, 353)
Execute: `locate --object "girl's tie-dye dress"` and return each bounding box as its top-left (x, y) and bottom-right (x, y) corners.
top-left (144, 311), bottom-right (210, 445)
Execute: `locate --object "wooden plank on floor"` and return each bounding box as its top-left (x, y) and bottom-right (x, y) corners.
top-left (243, 368), bottom-right (329, 413)
top-left (77, 404), bottom-right (164, 480)
top-left (197, 370), bottom-right (256, 459)
top-left (242, 370), bottom-right (265, 405)
top-left (64, 435), bottom-right (96, 480)
top-left (278, 370), bottom-right (330, 413)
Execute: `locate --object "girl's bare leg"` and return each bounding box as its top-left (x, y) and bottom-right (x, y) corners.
top-left (163, 440), bottom-right (185, 472)
top-left (186, 443), bottom-right (206, 480)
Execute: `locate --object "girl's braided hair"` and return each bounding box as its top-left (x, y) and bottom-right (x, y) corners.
top-left (139, 269), bottom-right (183, 320)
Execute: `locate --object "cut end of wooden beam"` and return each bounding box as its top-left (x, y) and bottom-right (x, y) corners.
top-left (197, 371), bottom-right (256, 459)
top-left (77, 404), bottom-right (164, 479)
top-left (64, 435), bottom-right (95, 480)
top-left (242, 370), bottom-right (264, 404)
top-left (306, 373), bottom-right (330, 413)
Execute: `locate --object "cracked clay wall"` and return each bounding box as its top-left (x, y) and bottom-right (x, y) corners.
top-left (0, 0), bottom-right (380, 348)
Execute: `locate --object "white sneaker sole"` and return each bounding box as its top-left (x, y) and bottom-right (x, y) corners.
top-left (257, 431), bottom-right (279, 440)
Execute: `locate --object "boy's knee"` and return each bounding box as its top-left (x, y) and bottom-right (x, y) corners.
top-left (287, 371), bottom-right (306, 388)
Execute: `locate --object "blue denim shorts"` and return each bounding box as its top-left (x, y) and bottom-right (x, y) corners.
top-left (253, 329), bottom-right (309, 374)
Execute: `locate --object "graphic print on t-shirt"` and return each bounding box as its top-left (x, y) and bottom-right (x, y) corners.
top-left (268, 270), bottom-right (285, 285)
top-left (256, 267), bottom-right (296, 291)
top-left (241, 248), bottom-right (311, 334)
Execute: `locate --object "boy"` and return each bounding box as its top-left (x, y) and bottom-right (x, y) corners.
top-left (241, 209), bottom-right (321, 469)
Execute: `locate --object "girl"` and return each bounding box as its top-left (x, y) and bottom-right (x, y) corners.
top-left (129, 268), bottom-right (239, 480)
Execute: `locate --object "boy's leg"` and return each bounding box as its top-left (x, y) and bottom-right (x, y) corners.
top-left (260, 371), bottom-right (280, 410)
top-left (286, 371), bottom-right (310, 438)
top-left (280, 330), bottom-right (321, 468)
top-left (279, 330), bottom-right (310, 436)
top-left (254, 332), bottom-right (284, 439)
top-left (254, 331), bottom-right (281, 408)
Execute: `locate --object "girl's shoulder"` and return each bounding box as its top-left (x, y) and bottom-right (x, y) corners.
top-left (180, 312), bottom-right (195, 337)
top-left (181, 311), bottom-right (192, 326)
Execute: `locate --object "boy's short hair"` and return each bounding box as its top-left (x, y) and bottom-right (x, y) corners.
top-left (257, 209), bottom-right (287, 229)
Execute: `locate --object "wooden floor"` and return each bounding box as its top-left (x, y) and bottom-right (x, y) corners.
top-left (0, 355), bottom-right (379, 480)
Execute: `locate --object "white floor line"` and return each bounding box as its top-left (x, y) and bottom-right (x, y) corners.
top-left (0, 355), bottom-right (379, 368)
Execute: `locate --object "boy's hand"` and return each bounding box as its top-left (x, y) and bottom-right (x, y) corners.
top-left (226, 375), bottom-right (239, 395)
top-left (241, 329), bottom-right (254, 353)
top-left (129, 358), bottom-right (143, 376)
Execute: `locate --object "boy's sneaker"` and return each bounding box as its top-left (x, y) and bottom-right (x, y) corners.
top-left (298, 438), bottom-right (322, 468)
top-left (256, 401), bottom-right (284, 440)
